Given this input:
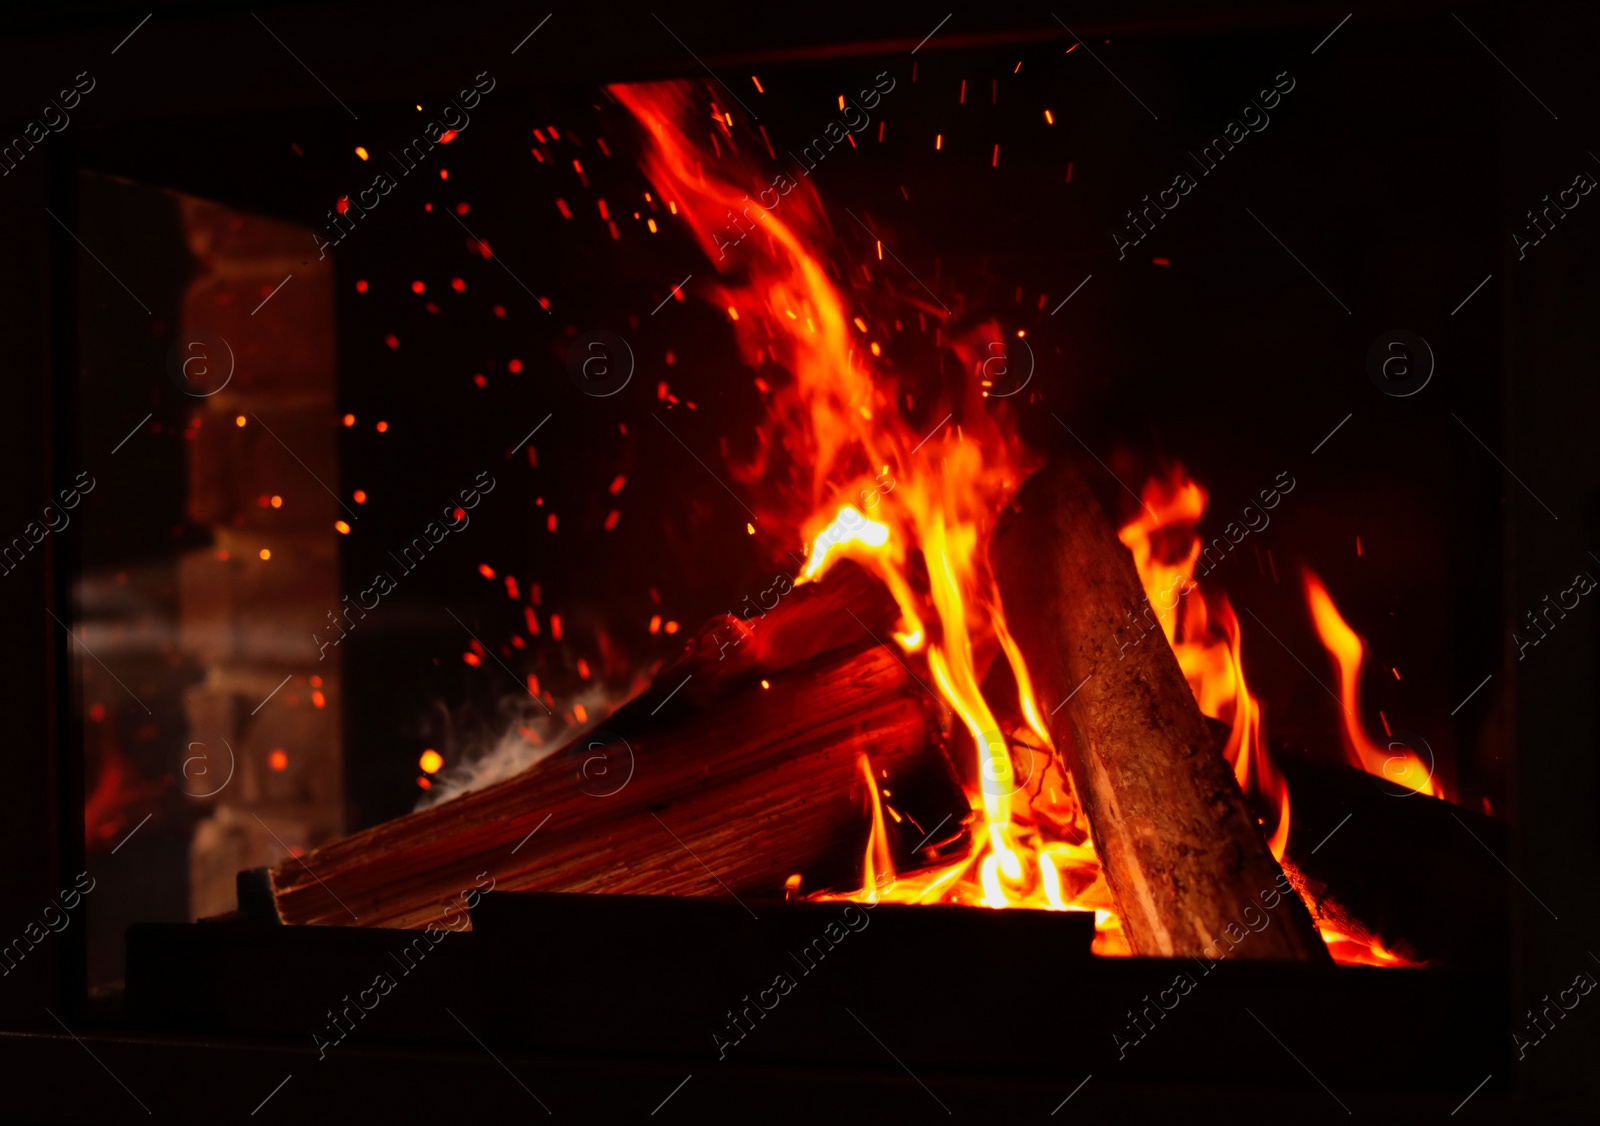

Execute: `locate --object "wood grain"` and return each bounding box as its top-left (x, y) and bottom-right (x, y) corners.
top-left (270, 639), bottom-right (967, 929)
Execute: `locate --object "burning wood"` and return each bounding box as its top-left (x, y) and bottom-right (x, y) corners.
top-left (991, 460), bottom-right (1328, 961)
top-left (262, 83), bottom-right (1479, 968)
top-left (266, 564), bottom-right (969, 929)
top-left (1274, 756), bottom-right (1509, 968)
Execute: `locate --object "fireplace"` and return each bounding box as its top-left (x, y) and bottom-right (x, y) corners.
top-left (4, 2), bottom-right (1598, 1121)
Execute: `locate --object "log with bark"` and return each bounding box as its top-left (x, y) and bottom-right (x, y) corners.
top-left (265, 563), bottom-right (969, 929)
top-left (991, 460), bottom-right (1329, 961)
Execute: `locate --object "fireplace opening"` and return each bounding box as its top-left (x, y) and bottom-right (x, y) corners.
top-left (72, 17), bottom-right (1507, 968)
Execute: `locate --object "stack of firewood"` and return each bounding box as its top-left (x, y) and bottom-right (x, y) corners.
top-left (265, 463), bottom-right (1504, 967)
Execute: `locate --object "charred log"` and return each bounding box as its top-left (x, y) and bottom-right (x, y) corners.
top-left (268, 590), bottom-right (967, 930)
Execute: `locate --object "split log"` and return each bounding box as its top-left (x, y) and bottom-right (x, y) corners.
top-left (991, 460), bottom-right (1328, 961)
top-left (672, 558), bottom-right (903, 704)
top-left (268, 635), bottom-right (968, 930)
top-left (1273, 755), bottom-right (1509, 967)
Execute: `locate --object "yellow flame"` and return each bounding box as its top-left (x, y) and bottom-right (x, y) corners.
top-left (801, 505), bottom-right (889, 579)
top-left (857, 754), bottom-right (895, 902)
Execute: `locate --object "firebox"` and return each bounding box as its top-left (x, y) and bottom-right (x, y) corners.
top-left (3, 3), bottom-right (1598, 1122)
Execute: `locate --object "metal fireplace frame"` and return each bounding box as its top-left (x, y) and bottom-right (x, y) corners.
top-left (2, 2), bottom-right (1597, 1120)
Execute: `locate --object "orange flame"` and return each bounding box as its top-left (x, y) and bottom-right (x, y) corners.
top-left (1302, 569), bottom-right (1440, 798)
top-left (1116, 467), bottom-right (1290, 861)
top-left (612, 81), bottom-right (1116, 932)
top-left (615, 84), bottom-right (1413, 968)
